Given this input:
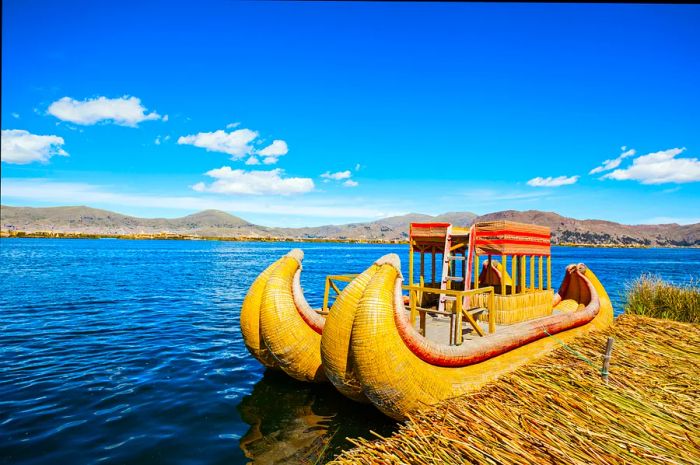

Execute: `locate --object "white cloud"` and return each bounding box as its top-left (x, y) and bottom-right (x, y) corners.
top-left (154, 135), bottom-right (171, 146)
top-left (257, 140), bottom-right (288, 164)
top-left (11, 112), bottom-right (20, 119)
top-left (355, 163), bottom-right (361, 171)
top-left (589, 148), bottom-right (636, 174)
top-left (527, 175), bottom-right (579, 187)
top-left (602, 148), bottom-right (699, 184)
top-left (226, 122), bottom-right (240, 129)
top-left (321, 170), bottom-right (352, 180)
top-left (1, 178), bottom-right (394, 221)
top-left (178, 126), bottom-right (289, 165)
top-left (47, 96), bottom-right (163, 127)
top-left (177, 129), bottom-right (259, 159)
top-left (257, 140), bottom-right (288, 156)
top-left (640, 216), bottom-right (700, 225)
top-left (321, 170), bottom-right (359, 187)
top-left (1, 129), bottom-right (68, 164)
top-left (192, 167), bottom-right (314, 195)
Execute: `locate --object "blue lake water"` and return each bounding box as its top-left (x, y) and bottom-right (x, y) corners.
top-left (1, 238), bottom-right (699, 464)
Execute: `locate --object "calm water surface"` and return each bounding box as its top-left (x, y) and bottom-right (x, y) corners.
top-left (1, 239), bottom-right (698, 464)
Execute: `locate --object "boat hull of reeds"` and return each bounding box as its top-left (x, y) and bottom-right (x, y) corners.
top-left (320, 254), bottom-right (614, 420)
top-left (239, 249), bottom-right (327, 383)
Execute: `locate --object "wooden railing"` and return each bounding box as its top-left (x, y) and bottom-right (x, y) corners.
top-left (322, 273), bottom-right (495, 346)
top-left (321, 274), bottom-right (359, 313)
top-left (406, 285), bottom-right (495, 345)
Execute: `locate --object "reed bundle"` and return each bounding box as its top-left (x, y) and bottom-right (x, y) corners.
top-left (472, 290), bottom-right (554, 325)
top-left (624, 275), bottom-right (700, 323)
top-left (329, 315), bottom-right (700, 464)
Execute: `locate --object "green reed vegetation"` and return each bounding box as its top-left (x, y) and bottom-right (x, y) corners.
top-left (624, 274), bottom-right (700, 323)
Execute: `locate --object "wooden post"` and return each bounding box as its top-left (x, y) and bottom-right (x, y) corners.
top-left (501, 254), bottom-right (506, 295)
top-left (487, 254), bottom-right (492, 288)
top-left (530, 255), bottom-right (535, 291)
top-left (474, 254), bottom-right (480, 290)
top-left (456, 295), bottom-right (463, 345)
top-left (449, 311), bottom-right (454, 345)
top-left (488, 288), bottom-right (495, 334)
top-left (520, 255), bottom-right (526, 293)
top-left (420, 249), bottom-right (425, 283)
top-left (602, 337), bottom-right (614, 384)
top-left (410, 289), bottom-right (418, 326)
top-left (511, 255), bottom-right (517, 295)
top-left (418, 275), bottom-right (425, 307)
top-left (409, 239), bottom-right (414, 287)
top-left (322, 276), bottom-right (330, 312)
top-left (538, 256), bottom-right (543, 290)
top-left (547, 255), bottom-right (552, 290)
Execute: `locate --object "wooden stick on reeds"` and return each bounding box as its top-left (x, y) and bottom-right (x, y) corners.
top-left (601, 336), bottom-right (614, 384)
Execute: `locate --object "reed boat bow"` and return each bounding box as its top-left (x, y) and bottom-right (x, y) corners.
top-left (240, 258), bottom-right (281, 370)
top-left (240, 249), bottom-right (327, 383)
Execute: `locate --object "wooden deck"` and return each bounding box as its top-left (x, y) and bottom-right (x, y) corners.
top-left (410, 307), bottom-right (563, 348)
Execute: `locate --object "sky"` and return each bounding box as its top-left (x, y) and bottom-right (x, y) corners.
top-left (2, 1), bottom-right (699, 227)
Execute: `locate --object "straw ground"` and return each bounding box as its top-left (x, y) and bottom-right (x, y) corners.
top-left (329, 314), bottom-right (700, 464)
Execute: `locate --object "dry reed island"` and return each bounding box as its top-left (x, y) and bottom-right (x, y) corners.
top-left (326, 277), bottom-right (699, 465)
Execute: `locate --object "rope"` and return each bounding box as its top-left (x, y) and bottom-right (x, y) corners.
top-left (543, 328), bottom-right (598, 371)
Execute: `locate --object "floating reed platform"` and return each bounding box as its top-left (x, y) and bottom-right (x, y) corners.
top-left (329, 314), bottom-right (700, 464)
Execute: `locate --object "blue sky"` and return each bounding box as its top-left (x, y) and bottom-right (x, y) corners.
top-left (2, 1), bottom-right (699, 227)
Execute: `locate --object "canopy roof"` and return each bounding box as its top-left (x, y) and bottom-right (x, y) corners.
top-left (409, 223), bottom-right (470, 250)
top-left (410, 220), bottom-right (551, 256)
top-left (474, 220), bottom-right (550, 256)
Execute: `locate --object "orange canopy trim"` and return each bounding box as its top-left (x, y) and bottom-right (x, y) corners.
top-left (474, 220), bottom-right (551, 256)
top-left (410, 223), bottom-right (452, 229)
top-left (409, 223), bottom-right (452, 242)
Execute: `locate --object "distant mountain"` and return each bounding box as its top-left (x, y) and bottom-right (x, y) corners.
top-left (0, 206), bottom-right (269, 237)
top-left (281, 213), bottom-right (442, 241)
top-left (1, 205), bottom-right (698, 247)
top-left (473, 210), bottom-right (700, 247)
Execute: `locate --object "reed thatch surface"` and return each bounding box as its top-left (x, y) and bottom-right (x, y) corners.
top-left (329, 315), bottom-right (700, 464)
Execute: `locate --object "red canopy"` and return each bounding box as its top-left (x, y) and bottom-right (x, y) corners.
top-left (473, 221), bottom-right (551, 256)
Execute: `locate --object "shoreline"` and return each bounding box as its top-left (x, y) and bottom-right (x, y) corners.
top-left (1, 230), bottom-right (697, 249)
top-left (0, 230), bottom-right (403, 245)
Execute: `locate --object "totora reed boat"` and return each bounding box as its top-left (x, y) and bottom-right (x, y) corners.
top-left (240, 221), bottom-right (613, 419)
top-left (240, 249), bottom-right (327, 382)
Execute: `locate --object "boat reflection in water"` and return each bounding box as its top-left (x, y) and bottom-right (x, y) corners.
top-left (237, 370), bottom-right (395, 464)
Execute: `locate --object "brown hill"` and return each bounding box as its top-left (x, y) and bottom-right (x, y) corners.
top-left (0, 206), bottom-right (268, 236)
top-left (1, 205), bottom-right (697, 247)
top-left (474, 210), bottom-right (700, 247)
